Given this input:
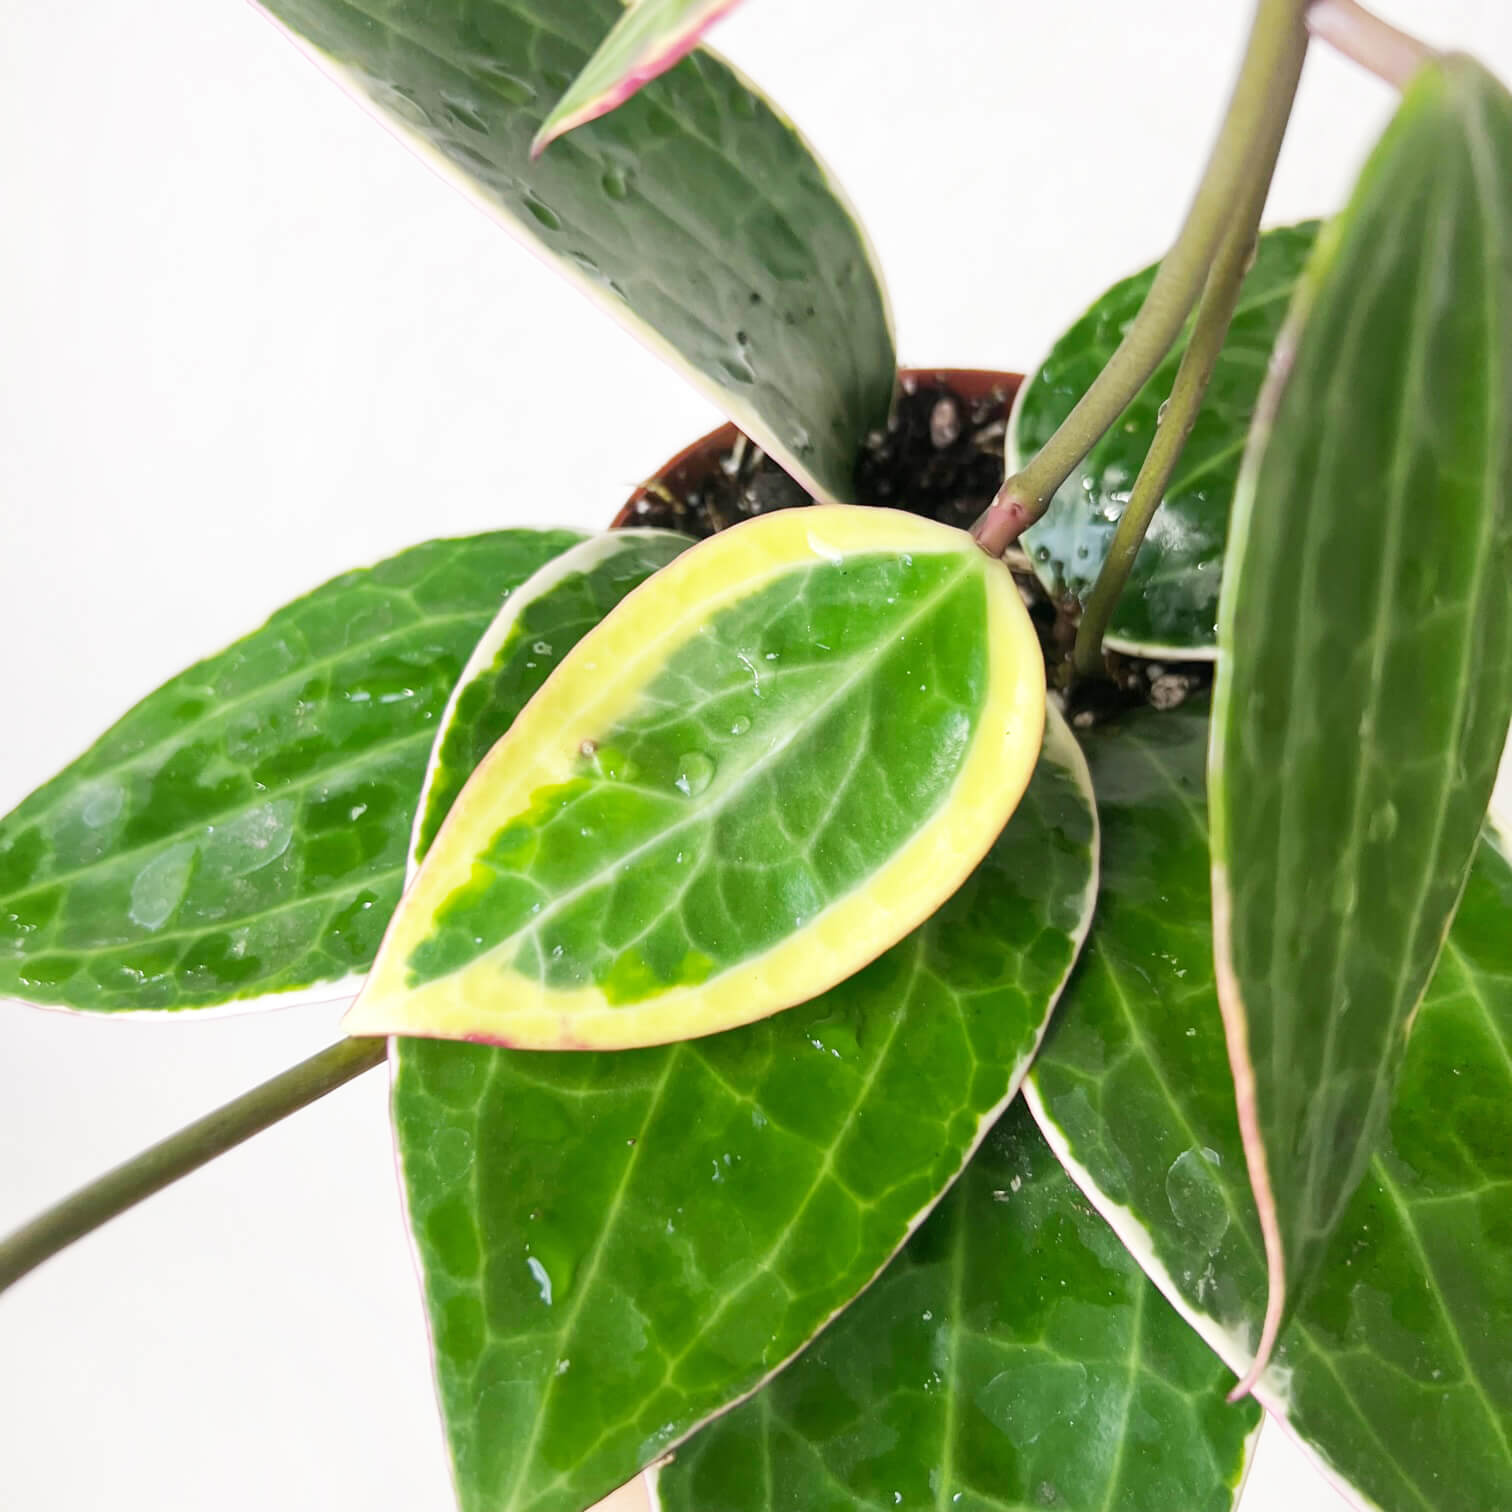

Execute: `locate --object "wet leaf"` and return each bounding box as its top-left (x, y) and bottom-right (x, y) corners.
top-left (412, 530), bottom-right (694, 867)
top-left (1013, 223), bottom-right (1318, 656)
top-left (0, 530), bottom-right (581, 1013)
top-left (255, 0), bottom-right (894, 503)
top-left (1208, 56), bottom-right (1512, 1368)
top-left (349, 507), bottom-right (1045, 1050)
top-left (1029, 700), bottom-right (1512, 1512)
top-left (656, 1101), bottom-right (1260, 1512)
top-left (393, 708), bottom-right (1099, 1512)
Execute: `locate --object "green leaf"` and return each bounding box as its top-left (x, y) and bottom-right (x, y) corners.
top-left (1028, 700), bottom-right (1512, 1511)
top-left (254, 0), bottom-right (895, 504)
top-left (348, 507), bottom-right (1046, 1050)
top-left (0, 529), bottom-right (583, 1013)
top-left (412, 530), bottom-right (695, 867)
top-left (392, 706), bottom-right (1098, 1512)
top-left (655, 1101), bottom-right (1261, 1512)
top-left (1013, 221), bottom-right (1318, 657)
top-left (1208, 56), bottom-right (1512, 1373)
top-left (533, 0), bottom-right (744, 156)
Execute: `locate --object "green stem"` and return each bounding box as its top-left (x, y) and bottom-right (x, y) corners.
top-left (972, 0), bottom-right (1311, 556)
top-left (1306, 0), bottom-right (1435, 89)
top-left (1070, 41), bottom-right (1304, 678)
top-left (0, 1035), bottom-right (387, 1295)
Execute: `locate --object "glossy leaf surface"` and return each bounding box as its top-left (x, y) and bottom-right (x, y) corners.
top-left (1013, 222), bottom-right (1318, 656)
top-left (350, 508), bottom-right (1045, 1050)
top-left (1028, 701), bottom-right (1512, 1512)
top-left (1209, 57), bottom-right (1512, 1361)
top-left (412, 530), bottom-right (694, 867)
top-left (392, 709), bottom-right (1099, 1512)
top-left (534, 0), bottom-right (744, 155)
top-left (0, 530), bottom-right (582, 1013)
top-left (256, 0), bottom-right (894, 504)
top-left (656, 1101), bottom-right (1260, 1512)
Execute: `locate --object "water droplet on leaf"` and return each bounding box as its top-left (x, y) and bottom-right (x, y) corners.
top-left (674, 752), bottom-right (714, 797)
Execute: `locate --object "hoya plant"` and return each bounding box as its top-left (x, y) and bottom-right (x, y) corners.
top-left (3, 1), bottom-right (1511, 1510)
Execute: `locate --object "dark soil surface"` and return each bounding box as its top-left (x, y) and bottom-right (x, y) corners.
top-left (622, 372), bottom-right (1210, 724)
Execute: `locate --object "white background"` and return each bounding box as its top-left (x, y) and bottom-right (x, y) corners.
top-left (3, 2), bottom-right (1511, 1508)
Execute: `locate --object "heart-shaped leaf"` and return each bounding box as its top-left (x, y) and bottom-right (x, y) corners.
top-left (392, 706), bottom-right (1098, 1512)
top-left (254, 0), bottom-right (894, 504)
top-left (1028, 700), bottom-right (1512, 1512)
top-left (533, 1), bottom-right (745, 156)
top-left (348, 507), bottom-right (1046, 1050)
top-left (655, 1100), bottom-right (1261, 1512)
top-left (1208, 55), bottom-right (1512, 1375)
top-left (412, 530), bottom-right (695, 868)
top-left (0, 529), bottom-right (582, 1014)
top-left (1013, 222), bottom-right (1318, 657)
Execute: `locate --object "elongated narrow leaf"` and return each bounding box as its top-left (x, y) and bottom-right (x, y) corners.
top-left (655, 1101), bottom-right (1261, 1512)
top-left (1013, 222), bottom-right (1318, 657)
top-left (392, 707), bottom-right (1098, 1512)
top-left (0, 529), bottom-right (582, 1014)
top-left (255, 0), bottom-right (894, 504)
top-left (1028, 701), bottom-right (1512, 1512)
top-left (1209, 56), bottom-right (1512, 1373)
top-left (412, 530), bottom-right (694, 867)
top-left (349, 507), bottom-right (1045, 1050)
top-left (533, 0), bottom-right (745, 155)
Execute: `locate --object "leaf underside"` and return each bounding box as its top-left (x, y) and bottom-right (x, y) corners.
top-left (534, 0), bottom-right (743, 155)
top-left (1029, 701), bottom-right (1512, 1512)
top-left (0, 529), bottom-right (582, 1013)
top-left (1208, 55), bottom-right (1512, 1348)
top-left (255, 0), bottom-right (895, 503)
top-left (1014, 222), bottom-right (1319, 656)
top-left (351, 508), bottom-right (1045, 1051)
top-left (392, 707), bottom-right (1099, 1512)
top-left (655, 1100), bottom-right (1261, 1512)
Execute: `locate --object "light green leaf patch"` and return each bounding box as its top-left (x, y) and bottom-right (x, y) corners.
top-left (349, 507), bottom-right (1046, 1051)
top-left (1028, 701), bottom-right (1512, 1512)
top-left (391, 706), bottom-right (1099, 1512)
top-left (655, 1100), bottom-right (1261, 1512)
top-left (1013, 221), bottom-right (1318, 657)
top-left (255, 0), bottom-right (894, 504)
top-left (1208, 55), bottom-right (1512, 1376)
top-left (412, 530), bottom-right (694, 868)
top-left (533, 0), bottom-right (744, 156)
top-left (0, 529), bottom-right (582, 1014)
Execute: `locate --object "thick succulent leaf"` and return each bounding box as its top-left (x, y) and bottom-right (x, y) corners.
top-left (1013, 222), bottom-right (1318, 657)
top-left (348, 507), bottom-right (1045, 1051)
top-left (533, 1), bottom-right (745, 156)
top-left (255, 0), bottom-right (894, 505)
top-left (391, 708), bottom-right (1099, 1512)
top-left (1027, 700), bottom-right (1512, 1512)
top-left (0, 529), bottom-right (582, 1014)
top-left (1208, 56), bottom-right (1512, 1371)
top-left (412, 530), bottom-right (695, 868)
top-left (654, 1101), bottom-right (1261, 1512)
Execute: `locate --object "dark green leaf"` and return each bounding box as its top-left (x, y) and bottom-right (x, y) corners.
top-left (1209, 56), bottom-right (1512, 1362)
top-left (656, 1101), bottom-right (1260, 1512)
top-left (0, 529), bottom-right (582, 1012)
top-left (255, 0), bottom-right (895, 503)
top-left (1013, 222), bottom-right (1318, 656)
top-left (391, 709), bottom-right (1098, 1512)
top-left (1028, 701), bottom-right (1512, 1512)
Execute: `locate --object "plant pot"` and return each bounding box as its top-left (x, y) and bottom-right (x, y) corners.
top-left (610, 368), bottom-right (1024, 535)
